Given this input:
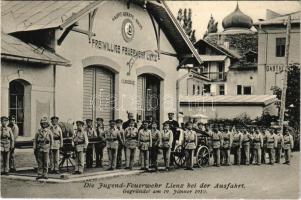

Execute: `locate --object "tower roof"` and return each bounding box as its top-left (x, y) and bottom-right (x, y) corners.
top-left (222, 3), bottom-right (253, 30)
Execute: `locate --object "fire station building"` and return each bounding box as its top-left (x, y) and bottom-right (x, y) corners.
top-left (1, 1), bottom-right (201, 139)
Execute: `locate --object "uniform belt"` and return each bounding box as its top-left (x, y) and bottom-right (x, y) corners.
top-left (54, 137), bottom-right (61, 140)
top-left (38, 141), bottom-right (50, 144)
top-left (185, 140), bottom-right (195, 143)
top-left (224, 138), bottom-right (230, 141)
top-left (243, 140), bottom-right (250, 143)
top-left (127, 137), bottom-right (137, 140)
top-left (284, 142), bottom-right (291, 144)
top-left (75, 141), bottom-right (85, 145)
top-left (254, 141), bottom-right (261, 143)
top-left (107, 138), bottom-right (118, 142)
top-left (212, 139), bottom-right (220, 141)
top-left (141, 140), bottom-right (150, 142)
top-left (268, 141), bottom-right (274, 143)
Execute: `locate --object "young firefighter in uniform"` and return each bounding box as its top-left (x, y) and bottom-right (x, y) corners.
top-left (166, 113), bottom-right (179, 167)
top-left (221, 126), bottom-right (233, 166)
top-left (282, 126), bottom-right (294, 165)
top-left (33, 117), bottom-right (53, 179)
top-left (183, 121), bottom-right (197, 170)
top-left (138, 121), bottom-right (152, 171)
top-left (73, 120), bottom-right (89, 174)
top-left (252, 128), bottom-right (263, 165)
top-left (95, 118), bottom-right (106, 168)
top-left (105, 120), bottom-right (122, 170)
top-left (149, 121), bottom-right (161, 171)
top-left (266, 128), bottom-right (277, 165)
top-left (261, 127), bottom-right (268, 164)
top-left (232, 126), bottom-right (242, 165)
top-left (124, 119), bottom-right (138, 170)
top-left (116, 119), bottom-right (125, 169)
top-left (1, 116), bottom-right (14, 175)
top-left (241, 128), bottom-right (253, 165)
top-left (160, 122), bottom-right (173, 171)
top-left (275, 127), bottom-right (283, 164)
top-left (8, 116), bottom-right (18, 172)
top-left (208, 126), bottom-right (223, 167)
top-left (85, 119), bottom-right (96, 168)
top-left (249, 128), bottom-right (255, 164)
top-left (50, 116), bottom-right (63, 174)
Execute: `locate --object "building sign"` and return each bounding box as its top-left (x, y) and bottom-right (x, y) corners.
top-left (121, 79), bottom-right (135, 85)
top-left (112, 11), bottom-right (143, 30)
top-left (266, 64), bottom-right (283, 72)
top-left (91, 39), bottom-right (159, 62)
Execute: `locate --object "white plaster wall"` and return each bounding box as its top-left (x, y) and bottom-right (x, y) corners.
top-left (55, 1), bottom-right (179, 125)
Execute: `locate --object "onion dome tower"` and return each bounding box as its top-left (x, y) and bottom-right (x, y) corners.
top-left (222, 3), bottom-right (253, 33)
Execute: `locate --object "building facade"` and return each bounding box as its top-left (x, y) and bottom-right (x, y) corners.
top-left (254, 10), bottom-right (300, 94)
top-left (1, 1), bottom-right (201, 138)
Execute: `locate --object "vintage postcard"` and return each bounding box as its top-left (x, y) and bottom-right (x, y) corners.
top-left (0, 0), bottom-right (300, 199)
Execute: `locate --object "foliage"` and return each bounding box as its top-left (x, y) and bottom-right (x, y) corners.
top-left (203, 15), bottom-right (218, 38)
top-left (177, 8), bottom-right (196, 43)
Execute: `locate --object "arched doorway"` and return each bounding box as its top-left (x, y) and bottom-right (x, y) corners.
top-left (137, 74), bottom-right (161, 122)
top-left (83, 66), bottom-right (115, 124)
top-left (9, 79), bottom-right (31, 136)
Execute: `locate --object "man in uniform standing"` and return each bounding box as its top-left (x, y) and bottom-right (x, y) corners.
top-left (232, 126), bottom-right (242, 165)
top-left (95, 118), bottom-right (106, 168)
top-left (252, 128), bottom-right (263, 165)
top-left (8, 116), bottom-right (18, 172)
top-left (241, 127), bottom-right (253, 165)
top-left (266, 128), bottom-right (277, 165)
top-left (1, 116), bottom-right (15, 175)
top-left (73, 120), bottom-right (88, 174)
top-left (85, 119), bottom-right (96, 168)
top-left (33, 117), bottom-right (53, 179)
top-left (105, 120), bottom-right (122, 170)
top-left (221, 126), bottom-right (233, 166)
top-left (183, 121), bottom-right (197, 170)
top-left (275, 126), bottom-right (283, 164)
top-left (282, 126), bottom-right (294, 165)
top-left (116, 119), bottom-right (125, 169)
top-left (261, 127), bottom-right (268, 164)
top-left (50, 116), bottom-right (63, 174)
top-left (208, 126), bottom-right (223, 167)
top-left (138, 121), bottom-right (152, 171)
top-left (149, 121), bottom-right (161, 171)
top-left (124, 119), bottom-right (139, 170)
top-left (166, 112), bottom-right (179, 167)
top-left (160, 122), bottom-right (173, 171)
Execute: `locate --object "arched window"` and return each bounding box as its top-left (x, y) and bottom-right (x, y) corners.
top-left (9, 80), bottom-right (25, 136)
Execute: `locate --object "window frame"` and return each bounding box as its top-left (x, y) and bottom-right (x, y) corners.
top-left (276, 37), bottom-right (286, 57)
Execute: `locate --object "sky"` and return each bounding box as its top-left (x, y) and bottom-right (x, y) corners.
top-left (167, 1), bottom-right (300, 40)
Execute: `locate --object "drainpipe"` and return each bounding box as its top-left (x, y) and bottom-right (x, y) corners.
top-left (53, 65), bottom-right (56, 116)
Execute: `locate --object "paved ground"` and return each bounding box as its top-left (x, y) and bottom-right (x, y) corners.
top-left (1, 150), bottom-right (300, 199)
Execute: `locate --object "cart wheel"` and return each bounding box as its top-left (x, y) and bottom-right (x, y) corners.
top-left (196, 146), bottom-right (210, 167)
top-left (174, 145), bottom-right (186, 167)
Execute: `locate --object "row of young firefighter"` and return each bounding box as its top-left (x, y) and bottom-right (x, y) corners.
top-left (194, 122), bottom-right (294, 167)
top-left (0, 114), bottom-right (295, 180)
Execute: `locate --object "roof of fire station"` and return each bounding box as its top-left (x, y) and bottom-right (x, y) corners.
top-left (1, 0), bottom-right (203, 67)
top-left (180, 95), bottom-right (277, 106)
top-left (254, 11), bottom-right (300, 26)
top-left (1, 32), bottom-right (71, 66)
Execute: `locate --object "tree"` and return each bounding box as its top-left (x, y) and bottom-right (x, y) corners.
top-left (203, 14), bottom-right (218, 38)
top-left (177, 8), bottom-right (196, 43)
